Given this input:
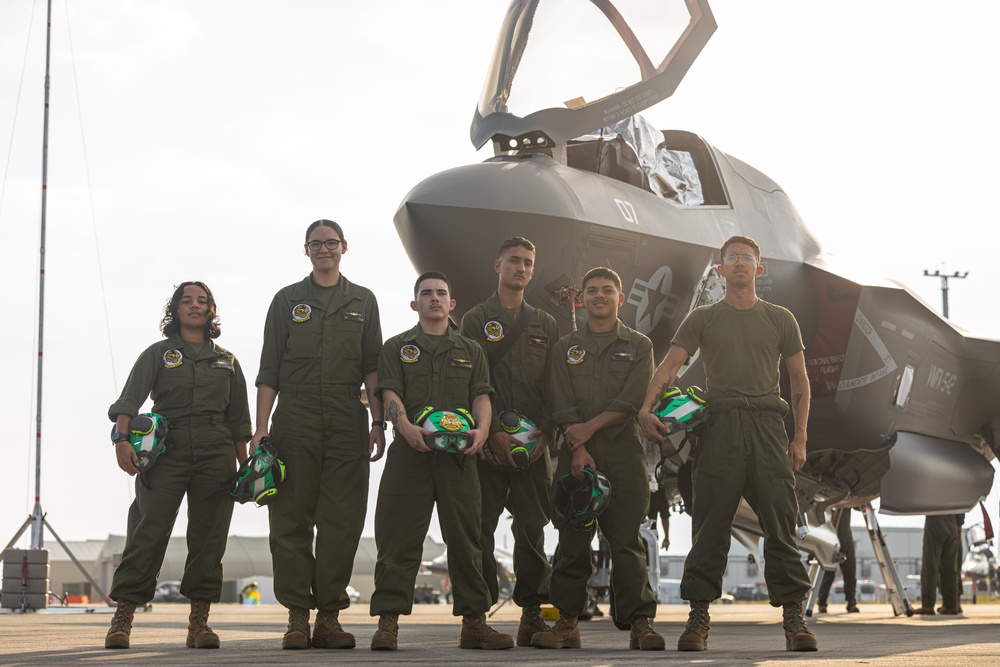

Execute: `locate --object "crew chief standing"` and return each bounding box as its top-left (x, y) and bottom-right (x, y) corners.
top-left (252, 219), bottom-right (384, 650)
top-left (369, 271), bottom-right (513, 651)
top-left (639, 235), bottom-right (818, 653)
top-left (532, 267), bottom-right (664, 651)
top-left (459, 237), bottom-right (559, 646)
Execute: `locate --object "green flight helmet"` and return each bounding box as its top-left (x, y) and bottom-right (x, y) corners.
top-left (415, 406), bottom-right (476, 453)
top-left (552, 466), bottom-right (612, 531)
top-left (651, 385), bottom-right (709, 435)
top-left (123, 413), bottom-right (171, 472)
top-left (229, 437), bottom-right (287, 506)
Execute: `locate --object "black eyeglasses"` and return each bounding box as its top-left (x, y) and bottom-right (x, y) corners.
top-left (306, 239), bottom-right (343, 251)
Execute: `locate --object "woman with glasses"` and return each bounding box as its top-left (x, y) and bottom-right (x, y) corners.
top-left (105, 281), bottom-right (251, 650)
top-left (252, 219), bottom-right (384, 650)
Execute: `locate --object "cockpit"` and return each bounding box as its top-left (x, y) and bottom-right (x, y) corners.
top-left (471, 0), bottom-right (727, 206)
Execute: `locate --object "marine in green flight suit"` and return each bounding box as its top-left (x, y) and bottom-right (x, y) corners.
top-left (458, 237), bottom-right (558, 646)
top-left (252, 220), bottom-right (384, 650)
top-left (106, 281), bottom-right (250, 650)
top-left (369, 272), bottom-right (514, 651)
top-left (532, 267), bottom-right (663, 651)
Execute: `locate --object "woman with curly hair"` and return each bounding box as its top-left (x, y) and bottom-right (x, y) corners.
top-left (104, 281), bottom-right (251, 650)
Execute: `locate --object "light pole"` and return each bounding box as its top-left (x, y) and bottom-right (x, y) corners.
top-left (923, 269), bottom-right (968, 319)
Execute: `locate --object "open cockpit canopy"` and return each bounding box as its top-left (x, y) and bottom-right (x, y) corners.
top-left (471, 0), bottom-right (716, 151)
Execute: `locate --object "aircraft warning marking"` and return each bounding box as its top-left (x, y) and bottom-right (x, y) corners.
top-left (837, 309), bottom-right (897, 391)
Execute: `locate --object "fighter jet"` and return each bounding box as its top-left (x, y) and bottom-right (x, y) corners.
top-left (393, 0), bottom-right (998, 610)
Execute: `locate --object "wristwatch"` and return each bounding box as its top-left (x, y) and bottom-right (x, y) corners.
top-left (372, 421), bottom-right (388, 429)
top-left (111, 430), bottom-right (130, 445)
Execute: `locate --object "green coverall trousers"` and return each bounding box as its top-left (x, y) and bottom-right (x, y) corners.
top-left (370, 440), bottom-right (492, 617)
top-left (549, 437), bottom-right (658, 622)
top-left (479, 450), bottom-right (553, 607)
top-left (680, 394), bottom-right (811, 606)
top-left (110, 424), bottom-right (235, 604)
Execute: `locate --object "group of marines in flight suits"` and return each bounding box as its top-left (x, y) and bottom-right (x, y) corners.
top-left (104, 219), bottom-right (820, 654)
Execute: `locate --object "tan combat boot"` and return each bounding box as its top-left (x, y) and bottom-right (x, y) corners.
top-left (370, 613), bottom-right (399, 651)
top-left (282, 607), bottom-right (311, 649)
top-left (186, 599), bottom-right (220, 648)
top-left (677, 601), bottom-right (710, 651)
top-left (460, 613), bottom-right (515, 649)
top-left (530, 613), bottom-right (581, 649)
top-left (913, 605), bottom-right (936, 615)
top-left (312, 609), bottom-right (355, 649)
top-left (105, 599), bottom-right (137, 649)
top-left (782, 602), bottom-right (818, 652)
top-left (629, 615), bottom-right (665, 650)
top-left (516, 604), bottom-right (550, 647)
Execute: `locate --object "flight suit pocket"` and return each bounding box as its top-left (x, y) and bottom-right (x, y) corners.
top-left (203, 364), bottom-right (233, 411)
top-left (403, 363), bottom-right (432, 417)
top-left (287, 326), bottom-right (321, 360)
top-left (567, 363), bottom-right (594, 406)
top-left (336, 319), bottom-right (365, 361)
top-left (522, 344), bottom-right (548, 384)
top-left (444, 358), bottom-right (474, 408)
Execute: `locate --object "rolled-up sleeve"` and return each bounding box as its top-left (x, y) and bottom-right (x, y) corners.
top-left (468, 345), bottom-right (495, 402)
top-left (361, 293), bottom-right (383, 376)
top-left (226, 356), bottom-right (253, 442)
top-left (108, 344), bottom-right (157, 421)
top-left (256, 293), bottom-right (286, 389)
top-left (374, 339), bottom-right (404, 402)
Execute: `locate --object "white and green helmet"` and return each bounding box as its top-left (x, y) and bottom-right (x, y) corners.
top-left (651, 385), bottom-right (709, 434)
top-left (416, 406), bottom-right (476, 453)
top-left (229, 437), bottom-right (286, 506)
top-left (126, 413), bottom-right (170, 472)
top-left (496, 410), bottom-right (538, 469)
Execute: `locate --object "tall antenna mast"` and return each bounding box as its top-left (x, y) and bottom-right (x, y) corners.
top-left (29, 0), bottom-right (54, 551)
top-left (3, 0), bottom-right (111, 608)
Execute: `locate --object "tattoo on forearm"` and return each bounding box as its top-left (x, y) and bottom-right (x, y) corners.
top-left (388, 401), bottom-right (402, 425)
top-left (791, 393), bottom-right (802, 410)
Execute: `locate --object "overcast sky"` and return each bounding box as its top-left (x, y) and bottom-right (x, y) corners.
top-left (2, 1), bottom-right (997, 558)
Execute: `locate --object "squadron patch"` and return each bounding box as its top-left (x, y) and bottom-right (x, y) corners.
top-left (400, 344), bottom-right (421, 363)
top-left (528, 334), bottom-right (549, 348)
top-left (448, 356), bottom-right (474, 369)
top-left (291, 303), bottom-right (312, 323)
top-left (341, 308), bottom-right (365, 322)
top-left (566, 345), bottom-right (586, 365)
top-left (163, 349), bottom-right (184, 368)
top-left (611, 348), bottom-right (636, 362)
top-left (439, 412), bottom-right (463, 432)
top-left (484, 320), bottom-right (504, 342)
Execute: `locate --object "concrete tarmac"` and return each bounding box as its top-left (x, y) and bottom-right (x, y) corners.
top-left (1, 602), bottom-right (998, 666)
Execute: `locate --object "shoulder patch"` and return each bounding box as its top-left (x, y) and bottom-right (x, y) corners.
top-left (566, 345), bottom-right (586, 365)
top-left (341, 308), bottom-right (365, 322)
top-left (400, 344), bottom-right (421, 363)
top-left (484, 320), bottom-right (504, 342)
top-left (291, 303), bottom-right (312, 323)
top-left (611, 348), bottom-right (636, 362)
top-left (163, 349), bottom-right (184, 368)
top-left (449, 355), bottom-right (474, 369)
top-left (528, 334), bottom-right (549, 348)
